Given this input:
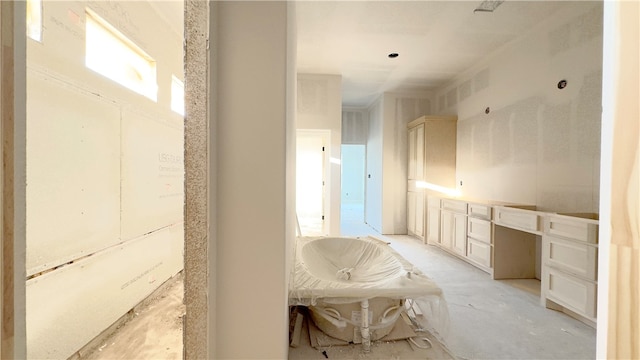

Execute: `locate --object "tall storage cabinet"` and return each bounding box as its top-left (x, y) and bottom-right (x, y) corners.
top-left (407, 123), bottom-right (425, 239)
top-left (406, 115), bottom-right (457, 242)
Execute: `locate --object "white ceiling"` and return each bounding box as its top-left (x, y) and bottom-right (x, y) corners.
top-left (295, 1), bottom-right (569, 107)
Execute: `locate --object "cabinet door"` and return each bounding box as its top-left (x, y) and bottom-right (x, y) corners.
top-left (415, 124), bottom-right (424, 181)
top-left (452, 213), bottom-right (467, 256)
top-left (440, 210), bottom-right (454, 249)
top-left (415, 192), bottom-right (424, 237)
top-left (407, 191), bottom-right (424, 238)
top-left (408, 127), bottom-right (416, 180)
top-left (407, 191), bottom-right (416, 235)
top-left (408, 124), bottom-right (425, 181)
top-left (426, 205), bottom-right (440, 244)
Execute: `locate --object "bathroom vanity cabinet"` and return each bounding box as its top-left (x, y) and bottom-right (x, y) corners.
top-left (466, 202), bottom-right (493, 271)
top-left (440, 199), bottom-right (467, 256)
top-left (430, 197), bottom-right (494, 273)
top-left (541, 213), bottom-right (599, 326)
top-left (406, 115), bottom-right (457, 241)
top-left (423, 196), bottom-right (599, 327)
top-left (404, 114), bottom-right (599, 326)
top-left (426, 196), bottom-right (441, 244)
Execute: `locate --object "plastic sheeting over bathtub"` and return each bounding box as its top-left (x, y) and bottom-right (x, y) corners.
top-left (288, 236), bottom-right (450, 340)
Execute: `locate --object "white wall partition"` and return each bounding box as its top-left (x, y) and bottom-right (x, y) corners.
top-left (213, 2), bottom-right (291, 358)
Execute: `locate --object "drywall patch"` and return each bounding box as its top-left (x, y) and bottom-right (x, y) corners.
top-left (548, 23), bottom-right (571, 56)
top-left (576, 70), bottom-right (603, 159)
top-left (473, 68), bottom-right (490, 92)
top-left (395, 97), bottom-right (431, 124)
top-left (342, 110), bottom-right (368, 145)
top-left (298, 78), bottom-right (329, 116)
top-left (511, 97), bottom-right (541, 164)
top-left (576, 4), bottom-right (603, 44)
top-left (542, 102), bottom-right (571, 162)
top-left (457, 120), bottom-right (473, 166)
top-left (446, 88), bottom-right (457, 108)
top-left (458, 80), bottom-right (472, 102)
top-left (490, 109), bottom-right (511, 166)
top-left (438, 94), bottom-right (446, 112)
top-left (471, 118), bottom-right (491, 168)
top-left (549, 3), bottom-right (602, 57)
top-left (537, 187), bottom-right (592, 213)
top-left (184, 0), bottom-right (209, 359)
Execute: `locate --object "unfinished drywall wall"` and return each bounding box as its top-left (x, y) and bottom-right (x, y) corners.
top-left (25, 1), bottom-right (183, 358)
top-left (297, 74), bottom-right (342, 235)
top-left (366, 93), bottom-right (432, 234)
top-left (435, 2), bottom-right (602, 213)
top-left (213, 2), bottom-right (291, 358)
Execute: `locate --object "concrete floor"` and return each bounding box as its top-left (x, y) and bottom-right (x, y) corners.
top-left (382, 235), bottom-right (596, 360)
top-left (85, 206), bottom-right (596, 359)
top-left (83, 274), bottom-right (184, 360)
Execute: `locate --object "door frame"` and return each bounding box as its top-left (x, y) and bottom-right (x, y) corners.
top-left (1, 1), bottom-right (27, 357)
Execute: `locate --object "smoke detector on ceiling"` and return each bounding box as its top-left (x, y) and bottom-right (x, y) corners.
top-left (474, 0), bottom-right (504, 13)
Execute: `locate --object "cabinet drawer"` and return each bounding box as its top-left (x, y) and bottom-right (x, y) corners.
top-left (543, 267), bottom-right (597, 319)
top-left (468, 203), bottom-right (492, 220)
top-left (467, 217), bottom-right (491, 244)
top-left (494, 206), bottom-right (543, 234)
top-left (543, 236), bottom-right (597, 280)
top-left (545, 215), bottom-right (598, 244)
top-left (467, 238), bottom-right (492, 269)
top-left (441, 199), bottom-right (467, 213)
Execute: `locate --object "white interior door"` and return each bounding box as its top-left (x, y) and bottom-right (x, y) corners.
top-left (296, 132), bottom-right (326, 235)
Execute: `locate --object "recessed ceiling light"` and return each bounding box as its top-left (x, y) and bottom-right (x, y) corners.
top-left (388, 53), bottom-right (399, 58)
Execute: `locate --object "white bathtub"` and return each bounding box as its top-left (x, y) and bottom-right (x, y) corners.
top-left (289, 236), bottom-right (446, 343)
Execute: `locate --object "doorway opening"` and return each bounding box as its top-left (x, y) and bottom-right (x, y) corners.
top-left (296, 130), bottom-right (330, 236)
top-left (340, 144), bottom-right (373, 236)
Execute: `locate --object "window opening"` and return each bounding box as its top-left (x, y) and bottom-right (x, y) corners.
top-left (27, 0), bottom-right (42, 42)
top-left (85, 8), bottom-right (158, 101)
top-left (171, 75), bottom-right (185, 116)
